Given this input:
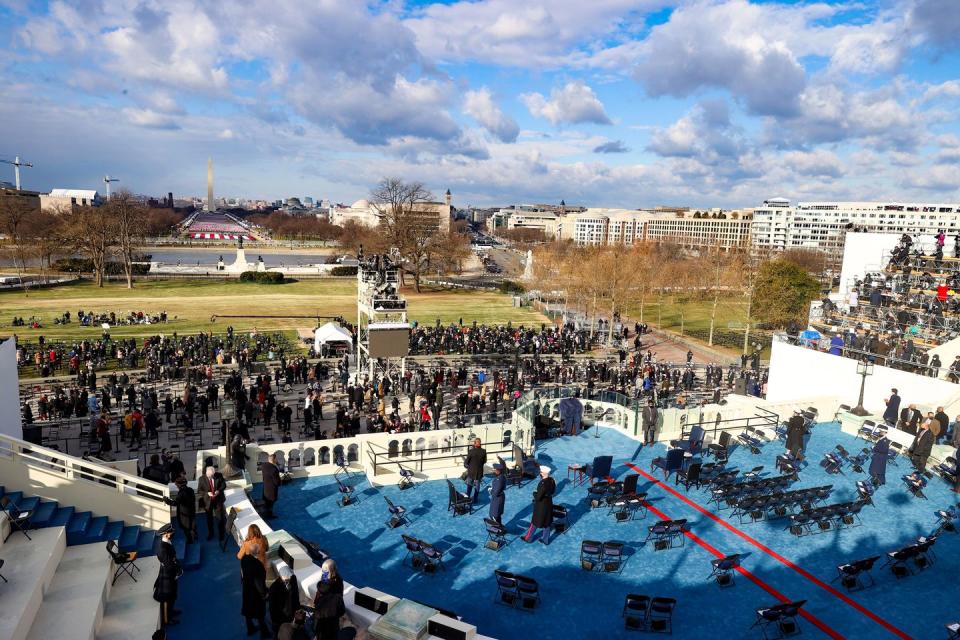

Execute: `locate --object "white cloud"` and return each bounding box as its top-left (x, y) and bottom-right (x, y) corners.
top-left (521, 82), bottom-right (611, 125)
top-left (218, 129), bottom-right (235, 140)
top-left (782, 149), bottom-right (845, 178)
top-left (463, 88), bottom-right (519, 143)
top-left (405, 0), bottom-right (665, 68)
top-left (122, 108), bottom-right (180, 130)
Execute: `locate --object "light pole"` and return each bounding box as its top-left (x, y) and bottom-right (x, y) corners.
top-left (850, 359), bottom-right (874, 416)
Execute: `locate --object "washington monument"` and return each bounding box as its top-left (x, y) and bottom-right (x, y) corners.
top-left (207, 157), bottom-right (214, 212)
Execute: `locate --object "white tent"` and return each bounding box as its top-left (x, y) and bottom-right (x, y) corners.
top-left (314, 322), bottom-right (353, 353)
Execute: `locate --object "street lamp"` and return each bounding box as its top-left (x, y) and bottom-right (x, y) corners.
top-left (850, 359), bottom-right (874, 416)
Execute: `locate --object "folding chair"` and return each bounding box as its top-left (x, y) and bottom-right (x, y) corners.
top-left (493, 569), bottom-right (518, 606)
top-left (883, 545), bottom-right (919, 578)
top-left (737, 427), bottom-right (765, 454)
top-left (833, 556), bottom-right (880, 592)
top-left (602, 541), bottom-right (624, 573)
top-left (580, 539), bottom-right (603, 571)
top-left (708, 553), bottom-right (741, 587)
top-left (447, 480), bottom-right (472, 516)
top-left (515, 574), bottom-right (540, 610)
top-left (483, 518), bottom-right (507, 551)
top-left (384, 496), bottom-right (407, 528)
top-left (401, 534), bottom-right (424, 569)
top-left (676, 463), bottom-right (702, 491)
top-left (648, 597), bottom-right (676, 634)
top-left (707, 431), bottom-right (732, 462)
top-left (336, 477), bottom-right (355, 507)
top-left (397, 463), bottom-right (416, 490)
top-left (107, 539), bottom-right (140, 584)
top-left (623, 594), bottom-right (650, 630)
top-left (419, 539), bottom-right (444, 573)
top-left (0, 496), bottom-right (32, 541)
top-left (901, 471), bottom-right (927, 499)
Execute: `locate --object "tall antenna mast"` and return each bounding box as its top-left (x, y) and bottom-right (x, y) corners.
top-left (0, 156), bottom-right (33, 190)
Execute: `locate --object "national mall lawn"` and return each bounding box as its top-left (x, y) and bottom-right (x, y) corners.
top-left (0, 278), bottom-right (549, 344)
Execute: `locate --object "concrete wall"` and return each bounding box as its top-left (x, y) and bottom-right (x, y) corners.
top-left (0, 438), bottom-right (170, 530)
top-left (766, 338), bottom-right (958, 412)
top-left (0, 338), bottom-right (22, 439)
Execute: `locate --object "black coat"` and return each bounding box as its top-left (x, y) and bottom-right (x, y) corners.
top-left (268, 575), bottom-right (299, 627)
top-left (909, 429), bottom-right (933, 459)
top-left (198, 473), bottom-right (227, 514)
top-left (785, 415), bottom-right (805, 455)
top-left (488, 473), bottom-right (506, 520)
top-left (869, 437), bottom-right (890, 484)
top-left (175, 485), bottom-right (196, 531)
top-left (464, 447), bottom-right (487, 481)
top-left (153, 541), bottom-right (180, 603)
top-left (262, 461), bottom-right (281, 501)
top-left (883, 395), bottom-right (900, 423)
top-left (313, 575), bottom-right (344, 619)
top-left (240, 554), bottom-right (268, 618)
top-left (530, 476), bottom-right (556, 528)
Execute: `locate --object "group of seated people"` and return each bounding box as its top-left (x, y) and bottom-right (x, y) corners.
top-left (10, 316), bottom-right (41, 328)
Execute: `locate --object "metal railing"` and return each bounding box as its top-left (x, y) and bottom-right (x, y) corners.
top-left (678, 405), bottom-right (780, 440)
top-left (0, 433), bottom-right (170, 522)
top-left (367, 437), bottom-right (518, 476)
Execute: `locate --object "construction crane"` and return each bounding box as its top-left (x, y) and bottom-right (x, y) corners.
top-left (103, 175), bottom-right (119, 198)
top-left (0, 156), bottom-right (33, 190)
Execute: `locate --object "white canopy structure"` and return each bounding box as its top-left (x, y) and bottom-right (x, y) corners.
top-left (314, 322), bottom-right (353, 353)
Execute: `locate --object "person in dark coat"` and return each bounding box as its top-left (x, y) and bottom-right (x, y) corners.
top-left (153, 524), bottom-right (181, 627)
top-left (908, 422), bottom-right (934, 471)
top-left (198, 465), bottom-right (227, 541)
top-left (313, 559), bottom-right (345, 640)
top-left (522, 466), bottom-right (556, 545)
top-left (642, 400), bottom-right (658, 445)
top-left (785, 411), bottom-right (806, 457)
top-left (488, 464), bottom-right (506, 524)
top-left (869, 436), bottom-right (890, 486)
top-left (268, 565), bottom-right (299, 637)
top-left (241, 547), bottom-right (269, 637)
top-left (882, 389), bottom-right (900, 425)
top-left (173, 477), bottom-right (197, 543)
top-left (261, 453), bottom-right (281, 518)
top-left (463, 438), bottom-right (487, 503)
top-left (905, 405), bottom-right (921, 435)
top-left (278, 610), bottom-right (309, 640)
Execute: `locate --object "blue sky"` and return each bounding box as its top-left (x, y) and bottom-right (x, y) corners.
top-left (1, 0), bottom-right (959, 208)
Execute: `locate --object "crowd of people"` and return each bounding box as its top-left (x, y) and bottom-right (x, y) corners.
top-left (807, 231), bottom-right (960, 379)
top-left (408, 322), bottom-right (598, 356)
top-left (13, 327), bottom-right (291, 378)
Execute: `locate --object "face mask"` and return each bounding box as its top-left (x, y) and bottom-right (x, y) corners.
top-left (321, 569), bottom-right (330, 582)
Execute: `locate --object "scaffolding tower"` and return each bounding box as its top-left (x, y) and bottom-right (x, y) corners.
top-left (356, 253), bottom-right (410, 382)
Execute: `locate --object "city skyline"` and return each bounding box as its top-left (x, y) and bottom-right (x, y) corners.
top-left (1, 0), bottom-right (959, 207)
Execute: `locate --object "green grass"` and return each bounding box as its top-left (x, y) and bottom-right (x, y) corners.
top-left (0, 278), bottom-right (547, 344)
top-left (624, 293), bottom-right (761, 355)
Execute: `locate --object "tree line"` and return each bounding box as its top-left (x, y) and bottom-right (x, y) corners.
top-left (532, 241), bottom-right (822, 351)
top-left (0, 190), bottom-right (178, 289)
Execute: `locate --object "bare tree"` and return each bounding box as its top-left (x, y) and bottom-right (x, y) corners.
top-left (0, 195), bottom-right (39, 292)
top-left (370, 178), bottom-right (438, 292)
top-left (63, 204), bottom-right (117, 287)
top-left (106, 190), bottom-right (147, 288)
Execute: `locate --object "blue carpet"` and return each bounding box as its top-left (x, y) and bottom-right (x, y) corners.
top-left (175, 423), bottom-right (959, 640)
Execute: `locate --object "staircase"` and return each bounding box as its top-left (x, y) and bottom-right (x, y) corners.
top-left (0, 486), bottom-right (204, 640)
top-left (0, 485), bottom-right (204, 566)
